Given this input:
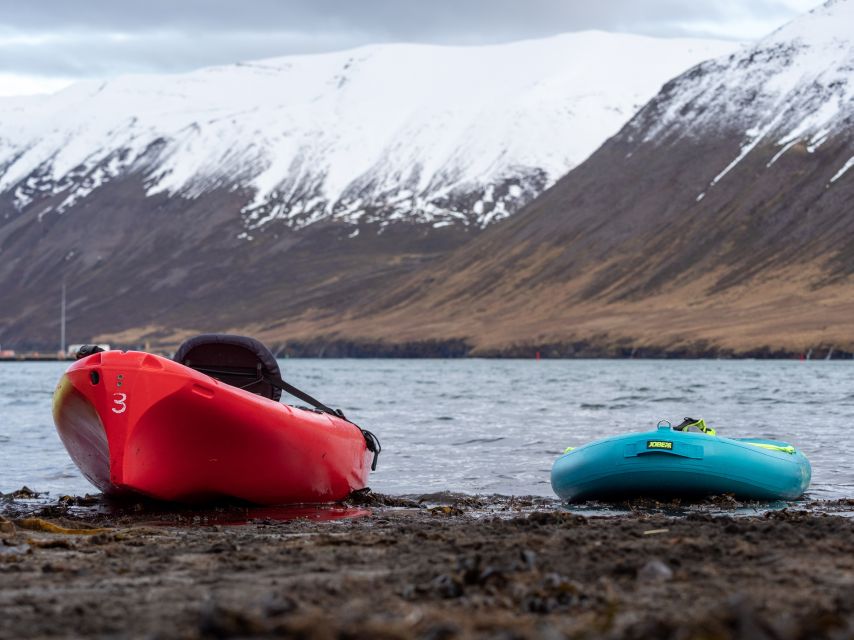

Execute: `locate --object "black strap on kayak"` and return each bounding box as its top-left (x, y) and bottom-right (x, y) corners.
top-left (261, 371), bottom-right (382, 471)
top-left (360, 429), bottom-right (382, 472)
top-left (264, 372), bottom-right (340, 417)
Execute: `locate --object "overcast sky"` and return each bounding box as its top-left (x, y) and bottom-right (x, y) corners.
top-left (0, 0), bottom-right (825, 97)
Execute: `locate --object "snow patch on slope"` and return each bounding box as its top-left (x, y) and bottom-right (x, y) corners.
top-left (829, 155), bottom-right (854, 182)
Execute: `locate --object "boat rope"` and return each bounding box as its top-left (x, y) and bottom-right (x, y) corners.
top-left (672, 417), bottom-right (795, 453)
top-left (745, 442), bottom-right (796, 454)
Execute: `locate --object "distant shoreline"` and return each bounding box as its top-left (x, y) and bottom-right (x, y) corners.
top-left (3, 341), bottom-right (851, 361)
top-left (0, 354), bottom-right (74, 362)
top-left (247, 339), bottom-right (854, 360)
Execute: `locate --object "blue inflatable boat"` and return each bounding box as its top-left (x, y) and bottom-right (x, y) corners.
top-left (551, 418), bottom-right (811, 502)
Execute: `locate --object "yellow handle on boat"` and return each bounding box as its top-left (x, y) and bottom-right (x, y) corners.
top-left (745, 442), bottom-right (796, 454)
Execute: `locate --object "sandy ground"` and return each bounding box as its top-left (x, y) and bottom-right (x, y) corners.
top-left (1, 489), bottom-right (853, 639)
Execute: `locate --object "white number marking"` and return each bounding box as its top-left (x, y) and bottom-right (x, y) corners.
top-left (112, 393), bottom-right (127, 414)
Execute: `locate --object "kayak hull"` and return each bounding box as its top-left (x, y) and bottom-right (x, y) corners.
top-left (551, 427), bottom-right (811, 502)
top-left (53, 350), bottom-right (372, 504)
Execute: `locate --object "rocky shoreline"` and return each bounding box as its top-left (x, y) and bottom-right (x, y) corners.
top-left (1, 490), bottom-right (852, 639)
top-left (7, 337), bottom-right (852, 360)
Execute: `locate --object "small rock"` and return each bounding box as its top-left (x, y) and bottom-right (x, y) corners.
top-left (401, 583), bottom-right (418, 600)
top-left (198, 602), bottom-right (264, 638)
top-left (431, 574), bottom-right (464, 599)
top-left (422, 623), bottom-right (459, 640)
top-left (724, 594), bottom-right (780, 640)
top-left (457, 554), bottom-right (482, 584)
top-left (41, 562), bottom-right (67, 573)
top-left (3, 486), bottom-right (39, 500)
top-left (88, 533), bottom-right (116, 545)
top-left (479, 565), bottom-right (506, 586)
top-left (0, 543), bottom-right (29, 556)
top-left (542, 573), bottom-right (580, 595)
top-left (637, 559), bottom-right (673, 582)
top-left (519, 548), bottom-right (537, 570)
top-left (523, 594), bottom-right (557, 614)
top-left (206, 541), bottom-right (238, 554)
top-left (57, 494), bottom-right (100, 507)
top-left (261, 593), bottom-right (297, 617)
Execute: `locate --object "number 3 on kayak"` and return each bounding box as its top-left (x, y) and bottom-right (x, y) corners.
top-left (112, 393), bottom-right (127, 414)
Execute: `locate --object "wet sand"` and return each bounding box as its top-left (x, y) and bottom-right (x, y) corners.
top-left (1, 489), bottom-right (853, 639)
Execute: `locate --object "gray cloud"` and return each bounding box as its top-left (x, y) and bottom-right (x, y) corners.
top-left (0, 0), bottom-right (821, 80)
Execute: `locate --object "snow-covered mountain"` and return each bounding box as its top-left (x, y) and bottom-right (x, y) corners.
top-left (0, 33), bottom-right (734, 232)
top-left (312, 0), bottom-right (854, 356)
top-left (634, 0), bottom-right (854, 197)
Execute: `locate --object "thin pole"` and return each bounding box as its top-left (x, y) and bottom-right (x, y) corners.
top-left (60, 282), bottom-right (66, 355)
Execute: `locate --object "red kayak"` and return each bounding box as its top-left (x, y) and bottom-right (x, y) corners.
top-left (52, 335), bottom-right (379, 504)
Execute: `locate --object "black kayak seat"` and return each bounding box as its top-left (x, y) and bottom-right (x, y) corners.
top-left (174, 334), bottom-right (282, 401)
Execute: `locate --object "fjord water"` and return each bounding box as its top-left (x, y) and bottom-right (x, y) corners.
top-left (1, 359), bottom-right (851, 500)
